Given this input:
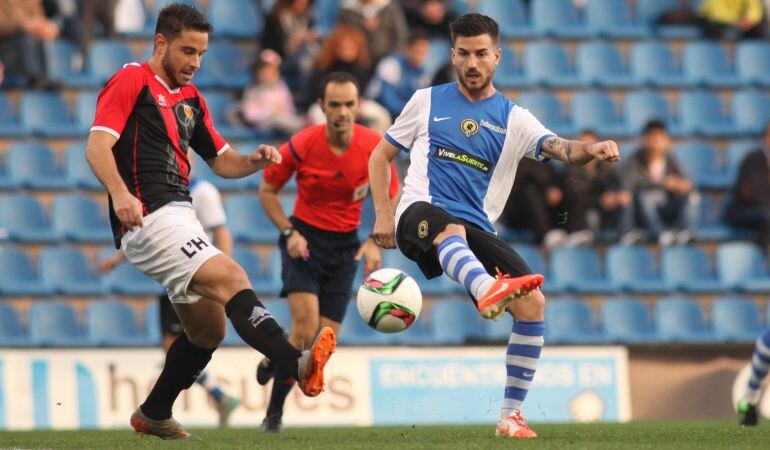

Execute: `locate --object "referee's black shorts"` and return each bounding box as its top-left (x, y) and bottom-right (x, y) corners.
top-left (396, 201), bottom-right (533, 287)
top-left (159, 293), bottom-right (184, 336)
top-left (279, 217), bottom-right (360, 323)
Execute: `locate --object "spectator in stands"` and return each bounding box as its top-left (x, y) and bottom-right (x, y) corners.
top-left (366, 30), bottom-right (432, 118)
top-left (240, 50), bottom-right (305, 136)
top-left (79, 0), bottom-right (118, 53)
top-left (656, 0), bottom-right (766, 39)
top-left (560, 130), bottom-right (634, 245)
top-left (261, 0), bottom-right (318, 90)
top-left (726, 122), bottom-right (770, 248)
top-left (0, 0), bottom-right (60, 88)
top-left (431, 61), bottom-right (457, 86)
top-left (625, 120), bottom-right (698, 246)
top-left (401, 0), bottom-right (457, 39)
top-left (338, 0), bottom-right (408, 64)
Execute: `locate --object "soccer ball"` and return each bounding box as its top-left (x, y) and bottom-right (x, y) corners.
top-left (357, 268), bottom-right (422, 333)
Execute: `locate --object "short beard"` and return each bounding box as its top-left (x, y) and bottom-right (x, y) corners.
top-left (456, 70), bottom-right (492, 94)
top-left (161, 52), bottom-right (180, 89)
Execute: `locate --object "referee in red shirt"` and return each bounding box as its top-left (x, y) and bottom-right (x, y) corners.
top-left (257, 72), bottom-right (399, 432)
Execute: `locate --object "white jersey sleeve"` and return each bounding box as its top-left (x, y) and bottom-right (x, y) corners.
top-left (384, 88), bottom-right (430, 152)
top-left (505, 106), bottom-right (556, 162)
top-left (190, 181), bottom-right (227, 231)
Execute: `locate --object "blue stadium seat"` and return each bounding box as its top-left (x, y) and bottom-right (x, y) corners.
top-left (732, 90), bottom-right (770, 135)
top-left (586, 0), bottom-right (649, 38)
top-left (630, 41), bottom-right (686, 87)
top-left (382, 251), bottom-right (454, 296)
top-left (0, 195), bottom-right (59, 243)
top-left (514, 244), bottom-right (562, 295)
top-left (0, 92), bottom-right (26, 137)
top-left (28, 301), bottom-right (88, 347)
top-left (601, 297), bottom-right (657, 343)
top-left (41, 247), bottom-right (105, 296)
top-left (99, 248), bottom-right (163, 295)
top-left (315, 0), bottom-right (341, 36)
top-left (655, 296), bottom-right (712, 342)
top-left (225, 194), bottom-right (276, 243)
top-left (199, 92), bottom-right (256, 140)
top-left (191, 153), bottom-right (249, 190)
top-left (725, 141), bottom-right (757, 181)
top-left (0, 247), bottom-right (53, 296)
top-left (736, 41), bottom-right (770, 86)
top-left (424, 39), bottom-right (451, 78)
top-left (517, 92), bottom-right (574, 137)
top-left (7, 142), bottom-right (69, 190)
top-left (637, 0), bottom-right (700, 38)
top-left (338, 301), bottom-right (389, 345)
top-left (75, 91), bottom-right (98, 135)
top-left (233, 248), bottom-right (281, 295)
top-left (223, 320), bottom-right (244, 346)
top-left (577, 42), bottom-right (634, 88)
top-left (262, 299), bottom-right (292, 329)
top-left (546, 298), bottom-right (603, 344)
top-left (571, 92), bottom-right (629, 137)
top-left (52, 195), bottom-right (112, 243)
top-left (88, 40), bottom-right (135, 85)
top-left (483, 312), bottom-right (515, 342)
top-left (210, 0), bottom-right (263, 38)
top-left (683, 41), bottom-right (741, 88)
top-left (44, 40), bottom-right (95, 88)
top-left (0, 304), bottom-right (29, 347)
top-left (358, 196), bottom-right (375, 241)
top-left (678, 91), bottom-right (735, 137)
top-left (86, 300), bottom-right (152, 346)
top-left (524, 42), bottom-right (581, 88)
top-left (194, 41), bottom-right (250, 89)
top-left (606, 245), bottom-right (672, 293)
top-left (495, 46), bottom-right (527, 89)
top-left (19, 92), bottom-right (81, 137)
top-left (625, 91), bottom-right (677, 136)
top-left (716, 242), bottom-right (770, 293)
top-left (694, 196), bottom-right (734, 242)
top-left (144, 301), bottom-right (162, 345)
top-left (550, 246), bottom-right (617, 294)
top-left (673, 143), bottom-right (731, 189)
top-left (478, 0), bottom-right (534, 39)
top-left (65, 142), bottom-right (102, 190)
top-left (661, 245), bottom-right (722, 293)
top-left (531, 0), bottom-right (589, 38)
top-left (712, 296), bottom-right (764, 342)
top-left (429, 299), bottom-right (482, 345)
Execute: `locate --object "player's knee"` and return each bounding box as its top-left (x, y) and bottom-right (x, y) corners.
top-left (220, 265), bottom-right (251, 298)
top-left (186, 325), bottom-right (225, 349)
top-left (432, 223), bottom-right (467, 246)
top-left (508, 289), bottom-right (545, 321)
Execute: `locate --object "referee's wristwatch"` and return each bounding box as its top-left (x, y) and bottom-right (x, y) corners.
top-left (281, 226), bottom-right (295, 238)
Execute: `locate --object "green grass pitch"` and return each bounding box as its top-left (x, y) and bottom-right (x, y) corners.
top-left (1, 421), bottom-right (769, 449)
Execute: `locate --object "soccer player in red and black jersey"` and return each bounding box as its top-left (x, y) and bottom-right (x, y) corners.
top-left (85, 3), bottom-right (335, 440)
top-left (256, 72), bottom-right (400, 433)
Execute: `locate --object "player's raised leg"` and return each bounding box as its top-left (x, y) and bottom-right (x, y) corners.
top-left (738, 327), bottom-right (770, 426)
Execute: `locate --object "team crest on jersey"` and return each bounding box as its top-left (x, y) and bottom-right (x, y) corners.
top-left (460, 119), bottom-right (479, 137)
top-left (157, 94), bottom-right (168, 107)
top-left (182, 104), bottom-right (193, 119)
top-left (418, 220), bottom-right (429, 239)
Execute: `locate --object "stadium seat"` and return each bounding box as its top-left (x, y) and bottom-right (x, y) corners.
top-left (86, 300), bottom-right (153, 347)
top-left (223, 320), bottom-right (244, 346)
top-left (550, 246), bottom-right (617, 294)
top-left (524, 42), bottom-right (581, 88)
top-left (683, 41), bottom-right (741, 88)
top-left (478, 0), bottom-right (535, 39)
top-left (382, 251), bottom-right (454, 296)
top-left (712, 296), bottom-right (764, 342)
top-left (736, 41), bottom-right (770, 86)
top-left (98, 248), bottom-right (163, 296)
top-left (41, 247), bottom-right (105, 296)
top-left (144, 302), bottom-right (162, 345)
top-left (0, 92), bottom-right (26, 137)
top-left (625, 91), bottom-right (677, 136)
top-left (199, 91), bottom-right (256, 140)
top-left (586, 0), bottom-right (649, 38)
top-left (233, 248), bottom-right (281, 295)
top-left (28, 301), bottom-right (87, 347)
top-left (570, 92), bottom-right (629, 137)
top-left (514, 244), bottom-right (562, 295)
top-left (358, 197), bottom-right (375, 241)
top-left (19, 91), bottom-right (81, 137)
top-left (44, 40), bottom-right (94, 88)
top-left (655, 296), bottom-right (712, 342)
top-left (65, 142), bottom-right (102, 190)
top-left (716, 242), bottom-right (770, 293)
top-left (678, 91), bottom-right (735, 138)
top-left (482, 312), bottom-right (515, 342)
top-left (424, 39), bottom-right (451, 78)
top-left (194, 41), bottom-right (250, 89)
top-left (637, 0), bottom-right (700, 38)
top-left (0, 304), bottom-right (29, 347)
top-left (694, 196), bottom-right (734, 242)
top-left (546, 298), bottom-right (603, 344)
top-left (0, 195), bottom-right (59, 243)
top-left (601, 297), bottom-right (657, 343)
top-left (577, 42), bottom-right (634, 88)
top-left (429, 299), bottom-right (483, 345)
top-left (495, 46), bottom-right (527, 89)
top-left (75, 91), bottom-right (98, 135)
top-left (673, 143), bottom-right (731, 189)
top-left (661, 245), bottom-right (722, 293)
top-left (210, 0), bottom-right (263, 38)
top-left (732, 90), bottom-right (770, 135)
top-left (191, 152), bottom-right (250, 190)
top-left (7, 142), bottom-right (70, 190)
top-left (0, 247), bottom-right (53, 296)
top-left (52, 195), bottom-right (112, 243)
top-left (725, 141), bottom-right (757, 181)
top-left (630, 41), bottom-right (686, 87)
top-left (225, 194), bottom-right (277, 243)
top-left (88, 40), bottom-right (136, 85)
top-left (531, 0), bottom-right (589, 38)
top-left (314, 0), bottom-right (341, 36)
top-left (516, 92), bottom-right (574, 137)
top-left (605, 245), bottom-right (672, 294)
top-left (262, 299), bottom-right (292, 329)
top-left (338, 301), bottom-right (389, 345)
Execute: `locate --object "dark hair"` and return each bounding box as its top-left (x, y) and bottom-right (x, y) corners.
top-left (408, 29), bottom-right (429, 46)
top-left (579, 129), bottom-right (598, 139)
top-left (320, 71), bottom-right (360, 100)
top-left (449, 13), bottom-right (499, 45)
top-left (642, 119), bottom-right (667, 135)
top-left (155, 3), bottom-right (212, 42)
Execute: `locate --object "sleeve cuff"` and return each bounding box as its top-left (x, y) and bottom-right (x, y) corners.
top-left (90, 126), bottom-right (120, 140)
top-left (535, 134), bottom-right (556, 163)
top-left (385, 133), bottom-right (409, 153)
top-left (216, 143), bottom-right (230, 156)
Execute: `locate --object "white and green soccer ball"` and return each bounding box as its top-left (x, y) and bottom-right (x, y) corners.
top-left (356, 268), bottom-right (422, 333)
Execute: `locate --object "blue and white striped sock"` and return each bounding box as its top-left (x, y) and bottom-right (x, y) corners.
top-left (195, 371), bottom-right (224, 402)
top-left (744, 328), bottom-right (770, 404)
top-left (437, 235), bottom-right (495, 299)
top-left (502, 320), bottom-right (545, 417)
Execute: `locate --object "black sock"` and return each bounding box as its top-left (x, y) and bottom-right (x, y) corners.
top-left (225, 289), bottom-right (301, 375)
top-left (267, 364), bottom-right (296, 415)
top-left (141, 333), bottom-right (214, 420)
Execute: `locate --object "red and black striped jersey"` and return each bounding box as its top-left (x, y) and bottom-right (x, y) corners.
top-left (91, 62), bottom-right (228, 247)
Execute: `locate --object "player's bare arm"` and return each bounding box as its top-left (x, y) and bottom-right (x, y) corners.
top-left (368, 139), bottom-right (401, 249)
top-left (258, 180), bottom-right (309, 260)
top-left (208, 144), bottom-right (281, 178)
top-left (539, 136), bottom-right (620, 165)
top-left (85, 130), bottom-right (144, 228)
